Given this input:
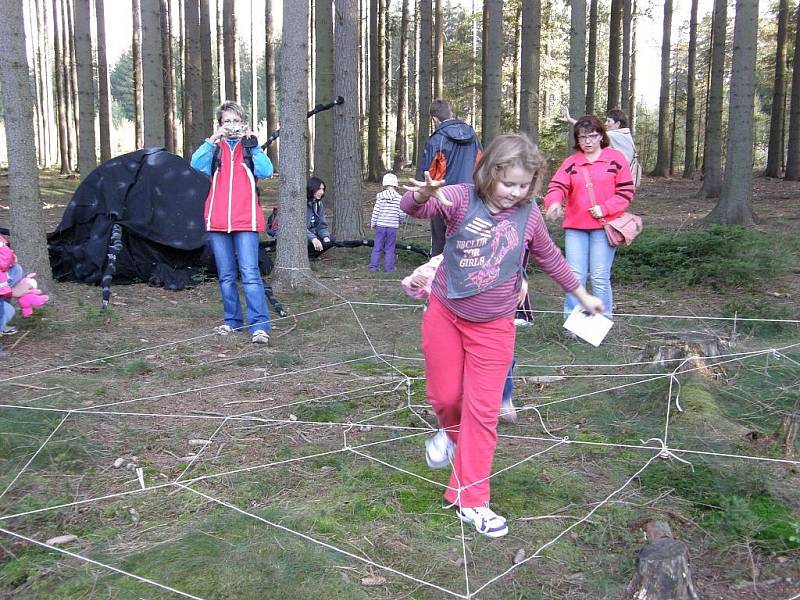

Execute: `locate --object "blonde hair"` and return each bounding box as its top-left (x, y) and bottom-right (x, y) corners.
top-left (216, 101), bottom-right (246, 125)
top-left (473, 133), bottom-right (548, 202)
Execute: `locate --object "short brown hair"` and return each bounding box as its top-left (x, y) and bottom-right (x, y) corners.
top-left (606, 109), bottom-right (628, 128)
top-left (216, 101), bottom-right (246, 125)
top-left (429, 98), bottom-right (453, 122)
top-left (572, 115), bottom-right (610, 151)
top-left (473, 133), bottom-right (548, 202)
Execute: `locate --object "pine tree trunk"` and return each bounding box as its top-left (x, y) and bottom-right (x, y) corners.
top-left (652, 0), bottom-right (672, 177)
top-left (482, 0), bottom-right (502, 145)
top-left (587, 0), bottom-right (598, 115)
top-left (249, 0), bottom-right (257, 127)
top-left (569, 0), bottom-right (587, 124)
top-left (519, 0), bottom-right (541, 142)
top-left (95, 0), bottom-right (112, 161)
top-left (766, 0), bottom-right (789, 178)
top-left (669, 52), bottom-right (679, 176)
top-left (433, 0), bottom-right (444, 98)
top-left (314, 0), bottom-right (334, 187)
top-left (705, 0), bottom-right (759, 226)
top-left (65, 0), bottom-right (79, 166)
top-left (199, 0), bottom-right (214, 126)
top-left (160, 0), bottom-right (176, 153)
top-left (223, 0), bottom-right (238, 101)
top-left (265, 0), bottom-right (279, 167)
top-left (52, 0), bottom-right (71, 174)
top-left (216, 0), bottom-right (225, 100)
top-left (140, 0), bottom-right (165, 146)
top-left (274, 0), bottom-right (312, 291)
top-left (32, 0), bottom-right (47, 166)
top-left (393, 0), bottom-right (410, 171)
top-left (73, 0), bottom-right (96, 180)
top-left (629, 0), bottom-right (637, 130)
top-left (415, 0), bottom-right (432, 178)
top-left (621, 0), bottom-right (632, 112)
top-left (0, 0), bottom-right (53, 291)
top-left (512, 4), bottom-right (521, 123)
top-left (701, 0), bottom-right (727, 195)
top-left (683, 0), bottom-right (698, 179)
top-left (367, 0), bottom-right (384, 180)
top-left (785, 5), bottom-right (800, 179)
top-left (384, 0), bottom-right (391, 164)
top-left (608, 0), bottom-right (622, 111)
top-left (184, 0), bottom-right (203, 156)
top-left (333, 0), bottom-right (363, 240)
top-left (132, 0), bottom-right (144, 149)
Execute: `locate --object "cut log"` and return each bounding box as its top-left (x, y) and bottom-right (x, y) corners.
top-left (626, 520), bottom-right (700, 600)
top-left (641, 333), bottom-right (726, 374)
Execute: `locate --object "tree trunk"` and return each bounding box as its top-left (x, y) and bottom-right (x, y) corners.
top-left (705, 0), bottom-right (759, 226)
top-left (368, 0), bottom-right (386, 180)
top-left (274, 0), bottom-right (312, 290)
top-left (415, 0), bottom-right (432, 178)
top-left (333, 0), bottom-right (363, 240)
top-left (482, 0), bottom-right (502, 145)
top-left (519, 0), bottom-right (541, 142)
top-left (65, 0), bottom-right (79, 166)
top-left (52, 0), bottom-right (71, 174)
top-left (184, 0), bottom-right (203, 155)
top-left (314, 0), bottom-right (334, 187)
top-left (217, 0), bottom-right (225, 100)
top-left (608, 0), bottom-right (622, 111)
top-left (0, 0), bottom-right (54, 291)
top-left (776, 413), bottom-right (798, 458)
top-left (569, 0), bottom-right (587, 125)
top-left (785, 5), bottom-right (800, 179)
top-left (669, 48), bottom-right (679, 176)
top-left (265, 0), bottom-right (279, 167)
top-left (766, 0), bottom-right (789, 178)
top-left (393, 0), bottom-right (410, 171)
top-left (132, 0), bottom-right (144, 149)
top-left (701, 0), bottom-right (727, 195)
top-left (629, 0), bottom-right (637, 130)
top-left (683, 0), bottom-right (698, 179)
top-left (161, 0), bottom-right (176, 153)
top-left (621, 0), bottom-right (632, 112)
top-left (652, 0), bottom-right (672, 177)
top-left (383, 0), bottom-right (391, 164)
top-left (250, 0), bottom-right (257, 127)
top-left (512, 4), bottom-right (521, 123)
top-left (199, 0), bottom-right (214, 125)
top-left (95, 0), bottom-right (112, 161)
top-left (33, 0), bottom-right (49, 166)
top-left (223, 0), bottom-right (238, 101)
top-left (140, 0), bottom-right (165, 146)
top-left (433, 0), bottom-right (444, 98)
top-left (73, 0), bottom-right (96, 180)
top-left (586, 0), bottom-right (598, 115)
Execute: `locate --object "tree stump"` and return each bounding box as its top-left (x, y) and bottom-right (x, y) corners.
top-left (626, 521), bottom-right (700, 600)
top-left (641, 333), bottom-right (726, 374)
top-left (776, 414), bottom-right (799, 458)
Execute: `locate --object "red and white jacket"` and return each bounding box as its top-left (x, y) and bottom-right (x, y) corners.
top-left (204, 141), bottom-right (265, 233)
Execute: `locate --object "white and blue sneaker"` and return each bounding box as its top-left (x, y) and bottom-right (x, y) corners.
top-left (456, 504), bottom-right (509, 538)
top-left (425, 429), bottom-right (456, 469)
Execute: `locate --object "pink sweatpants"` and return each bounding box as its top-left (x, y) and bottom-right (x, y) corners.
top-left (421, 295), bottom-right (516, 507)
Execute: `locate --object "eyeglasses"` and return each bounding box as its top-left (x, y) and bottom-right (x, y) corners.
top-left (578, 133), bottom-right (601, 143)
top-left (222, 118), bottom-right (243, 125)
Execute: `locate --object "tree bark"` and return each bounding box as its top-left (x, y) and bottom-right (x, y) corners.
top-left (519, 0), bottom-right (541, 142)
top-left (73, 0), bottom-right (96, 179)
top-left (140, 0), bottom-right (165, 146)
top-left (629, 0), bottom-right (637, 130)
top-left (415, 0), bottom-right (432, 178)
top-left (701, 0), bottom-right (727, 195)
top-left (766, 0), bottom-right (789, 178)
top-left (65, 0), bottom-right (79, 166)
top-left (482, 0), bottom-right (503, 145)
top-left (95, 0), bottom-right (112, 161)
top-left (33, 0), bottom-right (48, 166)
top-left (621, 0), bottom-right (632, 112)
top-left (315, 0), bottom-right (335, 187)
top-left (333, 0), bottom-right (363, 240)
top-left (0, 0), bottom-right (53, 291)
top-left (52, 0), bottom-right (71, 174)
top-left (785, 5), bottom-right (800, 179)
top-left (223, 0), bottom-right (238, 101)
top-left (132, 0), bottom-right (144, 149)
top-left (265, 0), bottom-right (279, 167)
top-left (683, 0), bottom-right (698, 179)
top-left (586, 0), bottom-right (598, 115)
top-left (199, 0), bottom-right (214, 126)
top-left (184, 0), bottom-right (203, 155)
top-left (652, 0), bottom-right (672, 177)
top-left (608, 0), bottom-right (623, 111)
top-left (569, 0), bottom-right (587, 126)
top-left (393, 0), bottom-right (410, 171)
top-left (367, 0), bottom-right (386, 180)
top-left (275, 0), bottom-right (313, 290)
top-left (160, 0), bottom-right (176, 153)
top-left (705, 0), bottom-right (759, 226)
top-left (217, 0), bottom-right (225, 100)
top-left (433, 0), bottom-right (444, 98)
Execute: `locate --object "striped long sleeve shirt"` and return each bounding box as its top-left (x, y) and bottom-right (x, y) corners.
top-left (401, 185), bottom-right (579, 322)
top-left (370, 188), bottom-right (405, 228)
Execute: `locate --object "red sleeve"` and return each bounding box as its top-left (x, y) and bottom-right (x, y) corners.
top-left (543, 157), bottom-right (574, 209)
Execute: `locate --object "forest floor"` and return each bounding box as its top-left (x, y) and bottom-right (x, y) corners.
top-left (0, 169), bottom-right (798, 599)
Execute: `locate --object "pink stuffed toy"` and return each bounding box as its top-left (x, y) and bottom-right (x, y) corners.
top-left (16, 273), bottom-right (49, 318)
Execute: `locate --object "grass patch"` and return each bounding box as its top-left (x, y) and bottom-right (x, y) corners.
top-left (722, 297), bottom-right (796, 336)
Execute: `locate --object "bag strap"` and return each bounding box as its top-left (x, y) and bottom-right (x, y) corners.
top-left (579, 165), bottom-right (607, 224)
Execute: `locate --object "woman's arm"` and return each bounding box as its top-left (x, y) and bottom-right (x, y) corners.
top-left (189, 141), bottom-right (216, 176)
top-left (252, 146), bottom-right (274, 179)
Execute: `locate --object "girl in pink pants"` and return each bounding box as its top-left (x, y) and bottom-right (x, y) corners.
top-left (401, 134), bottom-right (604, 538)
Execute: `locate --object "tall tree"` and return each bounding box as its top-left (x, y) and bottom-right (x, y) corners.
top-left (482, 0), bottom-right (503, 145)
top-left (274, 0), bottom-right (312, 289)
top-left (0, 0), bottom-right (53, 290)
top-left (586, 0), bottom-right (598, 115)
top-left (132, 0), bottom-right (144, 149)
top-left (701, 0), bottom-right (727, 195)
top-left (223, 0), bottom-right (239, 101)
top-left (608, 0), bottom-right (623, 111)
top-left (415, 0), bottom-right (432, 177)
top-left (250, 0), bottom-right (258, 127)
top-left (265, 0), bottom-right (279, 166)
top-left (652, 0), bottom-right (672, 177)
top-left (217, 0), bottom-right (225, 100)
top-left (333, 0), bottom-right (363, 239)
top-left (621, 0), bottom-right (632, 112)
top-left (569, 0), bottom-right (587, 124)
top-left (199, 0), bottom-right (214, 124)
top-left (96, 0), bottom-right (112, 161)
top-left (315, 0), bottom-right (335, 187)
top-left (766, 0), bottom-right (789, 177)
top-left (519, 0), bottom-right (541, 141)
top-left (629, 0), bottom-right (637, 129)
top-left (786, 5), bottom-right (800, 179)
top-left (706, 0), bottom-right (759, 226)
top-left (433, 0), bottom-right (444, 98)
top-left (184, 0), bottom-right (203, 155)
top-left (73, 0), bottom-right (96, 179)
top-left (33, 0), bottom-right (50, 165)
top-left (160, 0), bottom-right (176, 153)
top-left (683, 0), bottom-right (698, 178)
top-left (52, 0), bottom-right (70, 173)
top-left (140, 0), bottom-right (165, 145)
top-left (393, 0), bottom-right (410, 171)
top-left (367, 0), bottom-right (386, 180)
top-left (65, 0), bottom-right (79, 163)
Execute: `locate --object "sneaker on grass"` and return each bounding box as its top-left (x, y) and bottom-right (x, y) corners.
top-left (251, 330), bottom-right (270, 344)
top-left (456, 504), bottom-right (508, 538)
top-left (214, 324), bottom-right (235, 336)
top-left (425, 429), bottom-right (456, 469)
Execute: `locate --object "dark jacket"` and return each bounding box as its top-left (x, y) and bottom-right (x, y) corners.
top-left (306, 199), bottom-right (332, 241)
top-left (419, 119), bottom-right (482, 185)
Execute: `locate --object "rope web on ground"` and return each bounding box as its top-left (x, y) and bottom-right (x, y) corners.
top-left (0, 270), bottom-right (798, 599)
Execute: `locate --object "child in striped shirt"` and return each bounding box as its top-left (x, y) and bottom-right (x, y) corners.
top-left (369, 173), bottom-right (405, 272)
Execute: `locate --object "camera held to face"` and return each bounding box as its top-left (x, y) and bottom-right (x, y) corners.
top-left (227, 126), bottom-right (243, 137)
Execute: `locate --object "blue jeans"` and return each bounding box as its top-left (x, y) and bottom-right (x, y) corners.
top-left (1, 265), bottom-right (22, 332)
top-left (563, 229), bottom-right (616, 319)
top-left (208, 232), bottom-right (271, 334)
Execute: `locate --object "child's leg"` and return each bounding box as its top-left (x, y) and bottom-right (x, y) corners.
top-left (0, 299), bottom-right (15, 333)
top-left (445, 316), bottom-right (515, 508)
top-left (383, 227), bottom-right (398, 272)
top-left (369, 227), bottom-right (386, 270)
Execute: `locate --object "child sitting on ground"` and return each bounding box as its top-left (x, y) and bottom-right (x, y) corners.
top-left (369, 173), bottom-right (405, 272)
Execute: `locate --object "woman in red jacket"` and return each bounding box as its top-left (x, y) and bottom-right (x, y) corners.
top-left (543, 115), bottom-right (635, 319)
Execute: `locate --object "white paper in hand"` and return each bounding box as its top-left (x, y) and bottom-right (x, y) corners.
top-left (563, 306), bottom-right (613, 347)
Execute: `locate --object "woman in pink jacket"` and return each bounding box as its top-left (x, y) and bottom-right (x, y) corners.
top-left (544, 115), bottom-right (635, 318)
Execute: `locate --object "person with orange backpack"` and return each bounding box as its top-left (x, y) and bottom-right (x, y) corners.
top-left (418, 98), bottom-right (482, 256)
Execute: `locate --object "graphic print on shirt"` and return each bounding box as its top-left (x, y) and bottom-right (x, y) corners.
top-left (463, 218), bottom-right (520, 290)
